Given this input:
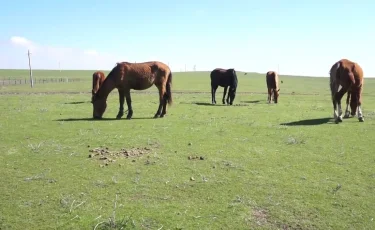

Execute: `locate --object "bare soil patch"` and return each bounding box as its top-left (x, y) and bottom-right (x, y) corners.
top-left (188, 155), bottom-right (205, 160)
top-left (89, 146), bottom-right (153, 166)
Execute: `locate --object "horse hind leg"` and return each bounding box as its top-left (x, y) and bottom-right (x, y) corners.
top-left (330, 82), bottom-right (340, 122)
top-left (154, 85), bottom-right (165, 118)
top-left (161, 91), bottom-right (169, 118)
top-left (358, 105), bottom-right (364, 122)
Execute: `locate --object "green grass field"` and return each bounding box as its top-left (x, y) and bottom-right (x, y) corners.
top-left (0, 69), bottom-right (374, 229)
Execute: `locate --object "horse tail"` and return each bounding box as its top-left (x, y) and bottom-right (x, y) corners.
top-left (231, 69), bottom-right (238, 89)
top-left (165, 71), bottom-right (173, 105)
top-left (329, 61), bottom-right (340, 97)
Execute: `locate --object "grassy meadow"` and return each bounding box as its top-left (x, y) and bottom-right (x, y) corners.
top-left (0, 69), bottom-right (374, 229)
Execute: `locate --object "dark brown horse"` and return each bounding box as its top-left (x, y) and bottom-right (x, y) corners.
top-left (92, 61), bottom-right (172, 120)
top-left (266, 71), bottom-right (280, 103)
top-left (329, 58), bottom-right (364, 123)
top-left (91, 71), bottom-right (106, 102)
top-left (210, 68), bottom-right (238, 105)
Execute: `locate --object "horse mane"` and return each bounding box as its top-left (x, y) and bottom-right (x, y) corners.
top-left (95, 64), bottom-right (118, 97)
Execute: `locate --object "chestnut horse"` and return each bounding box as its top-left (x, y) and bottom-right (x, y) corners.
top-left (91, 71), bottom-right (106, 102)
top-left (92, 61), bottom-right (172, 120)
top-left (329, 58), bottom-right (364, 123)
top-left (266, 71), bottom-right (280, 103)
top-left (210, 68), bottom-right (238, 105)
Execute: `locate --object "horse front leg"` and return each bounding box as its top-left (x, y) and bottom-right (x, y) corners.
top-left (211, 84), bottom-right (218, 104)
top-left (267, 88), bottom-right (272, 103)
top-left (116, 89), bottom-right (125, 119)
top-left (125, 90), bottom-right (133, 119)
top-left (222, 86), bottom-right (228, 104)
top-left (344, 92), bottom-right (351, 118)
top-left (226, 87), bottom-right (231, 105)
top-left (334, 87), bottom-right (348, 123)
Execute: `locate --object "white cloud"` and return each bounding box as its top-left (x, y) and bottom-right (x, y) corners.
top-left (10, 36), bottom-right (37, 52)
top-left (10, 36), bottom-right (33, 47)
top-left (2, 36), bottom-right (121, 70)
top-left (84, 49), bottom-right (99, 56)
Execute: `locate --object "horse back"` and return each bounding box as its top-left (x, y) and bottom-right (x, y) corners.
top-left (115, 61), bottom-right (171, 90)
top-left (338, 59), bottom-right (364, 89)
top-left (210, 68), bottom-right (236, 87)
top-left (266, 71), bottom-right (278, 89)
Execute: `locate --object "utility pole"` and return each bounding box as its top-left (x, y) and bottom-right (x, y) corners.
top-left (28, 49), bottom-right (34, 88)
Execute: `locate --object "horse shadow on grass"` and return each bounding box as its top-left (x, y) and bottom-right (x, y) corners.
top-left (194, 102), bottom-right (217, 106)
top-left (179, 102), bottom-right (222, 106)
top-left (280, 117), bottom-right (333, 126)
top-left (55, 117), bottom-right (155, 122)
top-left (64, 101), bottom-right (88, 105)
top-left (186, 102), bottom-right (250, 106)
top-left (241, 100), bottom-right (261, 104)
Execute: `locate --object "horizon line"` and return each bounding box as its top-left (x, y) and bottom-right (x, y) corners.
top-left (0, 68), bottom-right (333, 78)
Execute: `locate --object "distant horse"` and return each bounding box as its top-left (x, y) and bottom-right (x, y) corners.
top-left (266, 71), bottom-right (280, 103)
top-left (210, 68), bottom-right (238, 105)
top-left (91, 71), bottom-right (106, 102)
top-left (92, 61), bottom-right (172, 119)
top-left (329, 58), bottom-right (364, 123)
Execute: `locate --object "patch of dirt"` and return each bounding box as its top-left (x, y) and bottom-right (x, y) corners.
top-left (253, 208), bottom-right (269, 226)
top-left (89, 146), bottom-right (153, 166)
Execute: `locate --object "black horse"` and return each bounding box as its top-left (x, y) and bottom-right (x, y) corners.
top-left (210, 68), bottom-right (238, 105)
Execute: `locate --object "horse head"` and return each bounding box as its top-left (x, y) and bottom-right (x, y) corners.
top-left (92, 91), bottom-right (107, 119)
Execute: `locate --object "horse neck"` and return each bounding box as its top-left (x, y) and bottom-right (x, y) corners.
top-left (97, 78), bottom-right (116, 100)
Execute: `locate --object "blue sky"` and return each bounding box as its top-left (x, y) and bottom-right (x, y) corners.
top-left (0, 0), bottom-right (374, 77)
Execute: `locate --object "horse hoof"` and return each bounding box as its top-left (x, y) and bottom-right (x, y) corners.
top-left (126, 117), bottom-right (131, 120)
top-left (359, 117), bottom-right (364, 122)
top-left (153, 115), bottom-right (159, 119)
top-left (116, 116), bottom-right (121, 120)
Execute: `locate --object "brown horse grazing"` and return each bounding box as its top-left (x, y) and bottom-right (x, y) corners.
top-left (91, 61), bottom-right (172, 120)
top-left (266, 71), bottom-right (280, 103)
top-left (91, 71), bottom-right (106, 102)
top-left (329, 58), bottom-right (364, 123)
